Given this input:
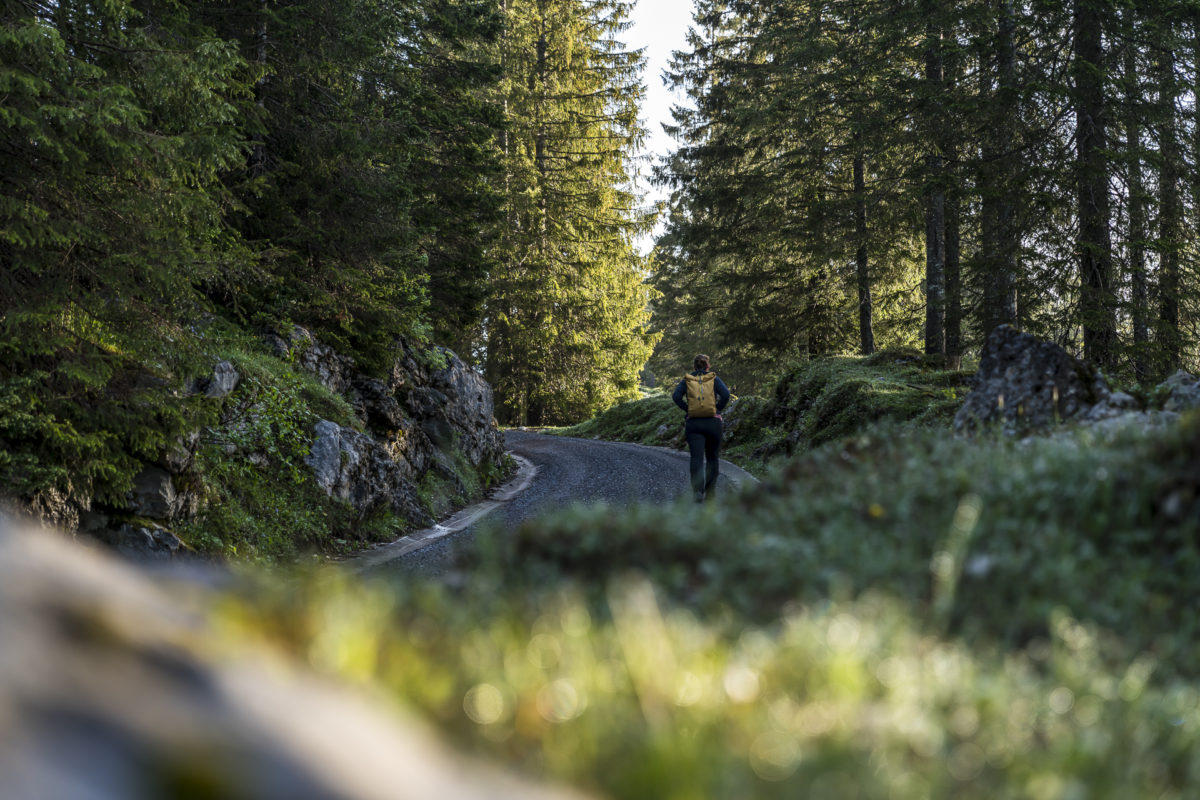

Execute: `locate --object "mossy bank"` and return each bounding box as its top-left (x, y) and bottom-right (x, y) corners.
top-left (222, 411), bottom-right (1200, 799)
top-left (2, 323), bottom-right (507, 563)
top-left (557, 347), bottom-right (973, 472)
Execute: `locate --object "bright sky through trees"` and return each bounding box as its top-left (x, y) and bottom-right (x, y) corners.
top-left (626, 0), bottom-right (695, 253)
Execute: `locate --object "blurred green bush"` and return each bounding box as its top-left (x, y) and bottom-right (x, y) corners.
top-left (219, 412), bottom-right (1200, 798)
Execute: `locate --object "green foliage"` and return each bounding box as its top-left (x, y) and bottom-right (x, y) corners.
top-left (651, 0), bottom-right (1200, 384)
top-left (651, 0), bottom-right (926, 381)
top-left (227, 342), bottom-right (360, 432)
top-left (0, 0), bottom-right (509, 519)
top-left (558, 353), bottom-right (972, 471)
top-left (204, 0), bottom-right (503, 370)
top-left (0, 369), bottom-right (209, 507)
top-left (214, 416), bottom-right (1200, 797)
top-left (483, 0), bottom-right (658, 425)
top-left (0, 0), bottom-right (248, 507)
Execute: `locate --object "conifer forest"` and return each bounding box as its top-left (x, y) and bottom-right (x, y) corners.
top-left (653, 0), bottom-right (1200, 390)
top-left (5, 2), bottom-right (1200, 797)
top-left (6, 0), bottom-right (1200, 451)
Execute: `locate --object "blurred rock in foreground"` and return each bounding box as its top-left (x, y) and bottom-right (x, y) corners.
top-left (0, 516), bottom-right (588, 800)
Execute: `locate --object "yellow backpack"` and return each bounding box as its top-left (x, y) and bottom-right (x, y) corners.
top-left (684, 372), bottom-right (718, 418)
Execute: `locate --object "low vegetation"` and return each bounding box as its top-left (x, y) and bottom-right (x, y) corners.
top-left (215, 361), bottom-right (1200, 797)
top-left (175, 329), bottom-right (491, 563)
top-left (556, 349), bottom-right (974, 471)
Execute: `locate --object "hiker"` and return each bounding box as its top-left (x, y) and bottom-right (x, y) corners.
top-left (672, 354), bottom-right (731, 502)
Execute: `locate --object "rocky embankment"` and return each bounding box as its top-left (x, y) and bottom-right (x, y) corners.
top-left (12, 327), bottom-right (504, 560)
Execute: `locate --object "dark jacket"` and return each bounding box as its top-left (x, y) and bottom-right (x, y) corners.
top-left (673, 371), bottom-right (731, 416)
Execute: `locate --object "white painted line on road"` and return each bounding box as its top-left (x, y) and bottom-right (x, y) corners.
top-left (348, 455), bottom-right (538, 572)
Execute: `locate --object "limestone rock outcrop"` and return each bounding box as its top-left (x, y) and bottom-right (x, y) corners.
top-left (8, 328), bottom-right (503, 562)
top-left (278, 329), bottom-right (504, 539)
top-left (278, 329), bottom-right (503, 471)
top-left (266, 326), bottom-right (356, 395)
top-left (205, 359), bottom-right (240, 398)
top-left (282, 329), bottom-right (503, 527)
top-left (304, 419), bottom-right (432, 527)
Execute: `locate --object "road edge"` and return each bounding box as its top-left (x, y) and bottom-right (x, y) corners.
top-left (347, 454), bottom-right (538, 572)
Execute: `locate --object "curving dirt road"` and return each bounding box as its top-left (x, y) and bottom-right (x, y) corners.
top-left (359, 430), bottom-right (756, 577)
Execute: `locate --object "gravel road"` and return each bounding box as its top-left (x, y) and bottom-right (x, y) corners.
top-left (363, 430), bottom-right (756, 579)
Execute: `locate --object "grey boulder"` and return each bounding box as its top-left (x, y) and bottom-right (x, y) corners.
top-left (955, 325), bottom-right (1107, 434)
top-left (205, 360), bottom-right (240, 398)
top-left (0, 516), bottom-right (593, 800)
top-left (1163, 370), bottom-right (1200, 413)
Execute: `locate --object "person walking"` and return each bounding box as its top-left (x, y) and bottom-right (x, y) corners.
top-left (672, 354), bottom-right (731, 502)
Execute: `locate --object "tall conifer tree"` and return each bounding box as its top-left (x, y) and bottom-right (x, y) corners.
top-left (486, 0), bottom-right (655, 425)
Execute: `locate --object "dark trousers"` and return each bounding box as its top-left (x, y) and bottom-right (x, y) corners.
top-left (685, 417), bottom-right (723, 496)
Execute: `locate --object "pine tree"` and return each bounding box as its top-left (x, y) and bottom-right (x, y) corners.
top-left (653, 0), bottom-right (929, 386)
top-left (648, 0), bottom-right (1199, 379)
top-left (1150, 8), bottom-right (1184, 377)
top-left (1074, 0), bottom-right (1117, 371)
top-left (1, 0), bottom-right (250, 505)
top-left (486, 0), bottom-right (656, 425)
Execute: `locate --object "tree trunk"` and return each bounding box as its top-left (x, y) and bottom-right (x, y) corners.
top-left (1155, 40), bottom-right (1182, 376)
top-left (994, 0), bottom-right (1019, 326)
top-left (1074, 0), bottom-right (1116, 369)
top-left (979, 1), bottom-right (1018, 338)
top-left (945, 172), bottom-right (963, 367)
top-left (941, 22), bottom-right (963, 366)
top-left (853, 137), bottom-right (875, 355)
top-left (1123, 22), bottom-right (1150, 383)
top-left (924, 22), bottom-right (946, 356)
top-left (249, 0), bottom-right (268, 177)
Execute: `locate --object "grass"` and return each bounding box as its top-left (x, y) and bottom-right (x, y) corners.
top-left (486, 417), bottom-right (1200, 667)
top-left (208, 410), bottom-right (1200, 798)
top-left (554, 348), bottom-right (974, 473)
top-left (554, 388), bottom-right (686, 444)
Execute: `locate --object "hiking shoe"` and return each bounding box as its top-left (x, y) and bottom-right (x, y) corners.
top-left (694, 490), bottom-right (705, 503)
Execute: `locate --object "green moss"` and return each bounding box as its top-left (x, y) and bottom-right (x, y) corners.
top-left (554, 389), bottom-right (687, 448)
top-left (218, 416), bottom-right (1200, 799)
top-left (417, 471), bottom-right (457, 520)
top-left (556, 353), bottom-right (973, 471)
top-left (488, 417), bottom-right (1200, 670)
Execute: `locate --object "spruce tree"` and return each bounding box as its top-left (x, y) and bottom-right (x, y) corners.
top-left (1, 0), bottom-right (250, 506)
top-left (486, 0), bottom-right (656, 425)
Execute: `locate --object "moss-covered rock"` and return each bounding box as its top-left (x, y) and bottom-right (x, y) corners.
top-left (3, 321), bottom-right (507, 564)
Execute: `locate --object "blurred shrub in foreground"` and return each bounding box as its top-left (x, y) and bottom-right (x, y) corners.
top-left (221, 415), bottom-right (1200, 798)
